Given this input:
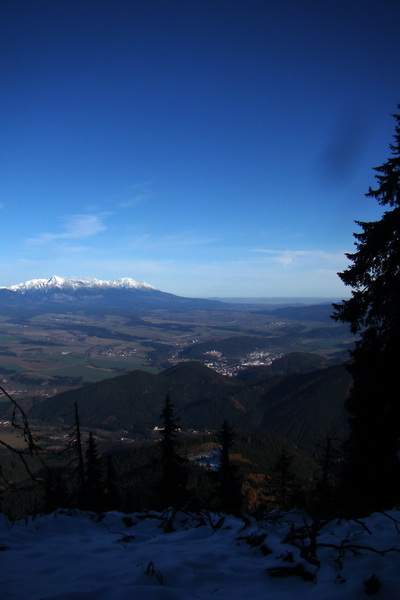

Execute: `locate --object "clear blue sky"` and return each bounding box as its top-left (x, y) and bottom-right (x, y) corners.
top-left (1, 0), bottom-right (399, 298)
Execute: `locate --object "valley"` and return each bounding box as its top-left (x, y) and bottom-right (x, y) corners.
top-left (0, 302), bottom-right (352, 399)
top-left (0, 281), bottom-right (354, 518)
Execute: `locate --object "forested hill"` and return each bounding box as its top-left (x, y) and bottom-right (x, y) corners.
top-left (28, 354), bottom-right (351, 451)
top-left (265, 303), bottom-right (338, 322)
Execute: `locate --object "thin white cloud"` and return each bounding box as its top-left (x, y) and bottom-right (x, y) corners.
top-left (118, 182), bottom-right (154, 208)
top-left (27, 214), bottom-right (107, 245)
top-left (125, 232), bottom-right (215, 250)
top-left (252, 248), bottom-right (346, 267)
top-left (118, 195), bottom-right (148, 208)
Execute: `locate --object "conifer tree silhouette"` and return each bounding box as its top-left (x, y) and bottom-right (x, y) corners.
top-left (156, 395), bottom-right (187, 508)
top-left (104, 455), bottom-right (119, 511)
top-left (84, 432), bottom-right (103, 511)
top-left (271, 447), bottom-right (295, 511)
top-left (216, 420), bottom-right (242, 512)
top-left (333, 107), bottom-right (400, 514)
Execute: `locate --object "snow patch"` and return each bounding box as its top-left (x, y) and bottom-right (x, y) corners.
top-left (1, 508), bottom-right (400, 599)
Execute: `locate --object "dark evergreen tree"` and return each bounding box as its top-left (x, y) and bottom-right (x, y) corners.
top-left (312, 435), bottom-right (339, 518)
top-left (83, 432), bottom-right (103, 511)
top-left (104, 455), bottom-right (119, 511)
top-left (216, 420), bottom-right (242, 512)
top-left (156, 395), bottom-right (187, 508)
top-left (61, 402), bottom-right (86, 508)
top-left (333, 107), bottom-right (400, 514)
top-left (271, 447), bottom-right (295, 511)
top-left (73, 402), bottom-right (85, 505)
top-left (43, 468), bottom-right (69, 514)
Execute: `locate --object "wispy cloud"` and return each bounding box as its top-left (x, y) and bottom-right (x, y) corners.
top-left (118, 182), bottom-right (154, 208)
top-left (252, 248), bottom-right (346, 267)
top-left (125, 232), bottom-right (216, 250)
top-left (27, 214), bottom-right (107, 245)
top-left (118, 195), bottom-right (148, 208)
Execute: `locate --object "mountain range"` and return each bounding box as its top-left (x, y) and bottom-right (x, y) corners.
top-left (1, 275), bottom-right (157, 293)
top-left (0, 275), bottom-right (225, 313)
top-left (0, 275), bottom-right (341, 321)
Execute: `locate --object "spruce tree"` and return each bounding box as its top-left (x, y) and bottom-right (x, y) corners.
top-left (313, 436), bottom-right (338, 518)
top-left (62, 402), bottom-right (86, 508)
top-left (104, 455), bottom-right (119, 511)
top-left (157, 395), bottom-right (187, 508)
top-left (333, 107), bottom-right (400, 514)
top-left (84, 432), bottom-right (103, 511)
top-left (216, 420), bottom-right (242, 512)
top-left (43, 468), bottom-right (69, 513)
top-left (69, 402), bottom-right (85, 506)
top-left (271, 448), bottom-right (295, 511)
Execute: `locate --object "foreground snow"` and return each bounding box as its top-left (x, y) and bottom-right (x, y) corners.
top-left (1, 508), bottom-right (400, 599)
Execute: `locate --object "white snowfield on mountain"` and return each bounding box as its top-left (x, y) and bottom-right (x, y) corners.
top-left (1, 276), bottom-right (157, 292)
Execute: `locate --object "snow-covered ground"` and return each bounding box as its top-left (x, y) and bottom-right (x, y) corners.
top-left (1, 508), bottom-right (400, 599)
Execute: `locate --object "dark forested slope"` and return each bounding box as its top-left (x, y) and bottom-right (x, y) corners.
top-left (28, 356), bottom-right (351, 450)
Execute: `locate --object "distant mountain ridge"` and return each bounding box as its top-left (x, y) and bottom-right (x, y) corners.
top-left (267, 303), bottom-right (339, 323)
top-left (1, 275), bottom-right (156, 293)
top-left (0, 275), bottom-right (225, 313)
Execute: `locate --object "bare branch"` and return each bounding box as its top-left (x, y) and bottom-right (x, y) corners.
top-left (318, 542), bottom-right (400, 556)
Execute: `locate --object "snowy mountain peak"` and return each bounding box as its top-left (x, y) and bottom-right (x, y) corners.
top-left (2, 276), bottom-right (157, 293)
top-left (47, 275), bottom-right (65, 286)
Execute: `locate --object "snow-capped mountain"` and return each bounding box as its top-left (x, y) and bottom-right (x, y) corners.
top-left (2, 275), bottom-right (156, 293)
top-left (0, 276), bottom-right (223, 313)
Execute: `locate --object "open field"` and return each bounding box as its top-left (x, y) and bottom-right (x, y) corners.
top-left (0, 304), bottom-right (353, 400)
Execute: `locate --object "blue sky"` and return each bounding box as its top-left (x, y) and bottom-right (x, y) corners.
top-left (1, 0), bottom-right (399, 298)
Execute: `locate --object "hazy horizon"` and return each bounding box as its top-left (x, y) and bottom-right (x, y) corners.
top-left (0, 273), bottom-right (346, 304)
top-left (208, 296), bottom-right (346, 303)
